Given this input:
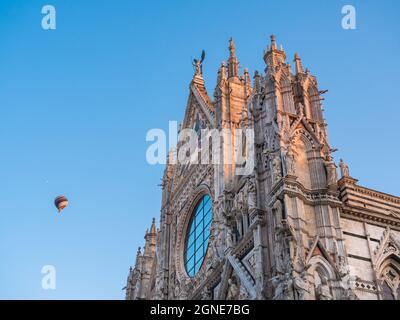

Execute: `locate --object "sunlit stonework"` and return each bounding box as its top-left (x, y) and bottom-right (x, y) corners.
top-left (125, 36), bottom-right (400, 300)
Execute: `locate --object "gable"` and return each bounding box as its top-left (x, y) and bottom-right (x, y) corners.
top-left (182, 84), bottom-right (215, 131)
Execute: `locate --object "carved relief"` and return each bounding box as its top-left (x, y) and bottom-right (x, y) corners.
top-left (272, 273), bottom-right (294, 300)
top-left (226, 277), bottom-right (240, 300)
top-left (293, 271), bottom-right (310, 300)
top-left (315, 276), bottom-right (333, 300)
top-left (271, 153), bottom-right (283, 185)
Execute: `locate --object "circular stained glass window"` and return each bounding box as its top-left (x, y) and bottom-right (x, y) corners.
top-left (184, 194), bottom-right (213, 277)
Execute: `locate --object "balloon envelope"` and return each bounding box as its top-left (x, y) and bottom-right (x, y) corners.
top-left (54, 196), bottom-right (68, 213)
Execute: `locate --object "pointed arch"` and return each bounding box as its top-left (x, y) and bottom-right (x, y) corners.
top-left (307, 255), bottom-right (338, 300)
top-left (305, 84), bottom-right (323, 122)
top-left (278, 72), bottom-right (296, 114)
top-left (290, 128), bottom-right (318, 189)
top-left (374, 230), bottom-right (400, 300)
top-left (373, 228), bottom-right (400, 268)
top-left (377, 255), bottom-right (400, 300)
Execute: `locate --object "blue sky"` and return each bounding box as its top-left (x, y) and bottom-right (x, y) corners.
top-left (0, 0), bottom-right (399, 299)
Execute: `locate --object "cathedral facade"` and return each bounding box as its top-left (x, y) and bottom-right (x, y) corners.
top-left (125, 36), bottom-right (400, 300)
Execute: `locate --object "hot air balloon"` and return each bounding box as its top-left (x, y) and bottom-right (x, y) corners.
top-left (54, 196), bottom-right (68, 213)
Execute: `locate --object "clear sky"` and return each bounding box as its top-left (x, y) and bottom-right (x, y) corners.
top-left (0, 0), bottom-right (399, 299)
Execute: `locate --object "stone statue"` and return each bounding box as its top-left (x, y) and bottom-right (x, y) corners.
top-left (246, 177), bottom-right (257, 211)
top-left (315, 276), bottom-right (333, 300)
top-left (296, 102), bottom-right (305, 118)
top-left (272, 273), bottom-right (294, 300)
top-left (285, 147), bottom-right (296, 176)
top-left (272, 154), bottom-right (282, 184)
top-left (274, 239), bottom-right (289, 275)
top-left (216, 224), bottom-right (226, 257)
top-left (221, 192), bottom-right (234, 217)
top-left (192, 50), bottom-right (206, 76)
top-left (325, 155), bottom-right (338, 186)
top-left (206, 226), bottom-right (221, 270)
top-left (226, 278), bottom-right (239, 300)
top-left (272, 199), bottom-right (283, 230)
top-left (206, 237), bottom-right (216, 271)
top-left (155, 274), bottom-right (164, 299)
top-left (339, 159), bottom-right (350, 178)
top-left (293, 271), bottom-right (310, 300)
top-left (226, 227), bottom-right (234, 248)
top-left (339, 272), bottom-right (358, 300)
top-left (337, 256), bottom-right (349, 277)
top-left (274, 226), bottom-right (293, 275)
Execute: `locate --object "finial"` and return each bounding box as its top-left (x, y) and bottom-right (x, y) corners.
top-left (227, 38), bottom-right (239, 79)
top-left (229, 37), bottom-right (236, 56)
top-left (270, 34), bottom-right (277, 50)
top-left (294, 53), bottom-right (303, 74)
top-left (150, 217), bottom-right (157, 234)
top-left (243, 68), bottom-right (250, 86)
top-left (216, 61), bottom-right (227, 83)
top-left (253, 70), bottom-right (260, 86)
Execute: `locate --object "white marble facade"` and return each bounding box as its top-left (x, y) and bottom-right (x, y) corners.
top-left (125, 36), bottom-right (400, 300)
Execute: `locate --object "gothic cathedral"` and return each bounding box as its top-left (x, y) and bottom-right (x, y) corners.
top-left (125, 36), bottom-right (400, 300)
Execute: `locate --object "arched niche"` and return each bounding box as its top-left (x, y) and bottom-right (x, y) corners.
top-left (292, 132), bottom-right (314, 189)
top-left (378, 255), bottom-right (400, 300)
top-left (279, 74), bottom-right (296, 114)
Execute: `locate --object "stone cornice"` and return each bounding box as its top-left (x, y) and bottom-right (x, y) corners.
top-left (352, 185), bottom-right (400, 206)
top-left (341, 206), bottom-right (400, 231)
top-left (269, 177), bottom-right (341, 207)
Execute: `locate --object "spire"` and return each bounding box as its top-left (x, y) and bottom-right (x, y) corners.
top-left (143, 218), bottom-right (157, 257)
top-left (263, 34), bottom-right (286, 68)
top-left (253, 70), bottom-right (261, 92)
top-left (134, 247), bottom-right (142, 270)
top-left (243, 68), bottom-right (251, 96)
top-left (214, 61), bottom-right (227, 98)
top-left (270, 34), bottom-right (277, 50)
top-left (294, 53), bottom-right (303, 74)
top-left (229, 37), bottom-right (236, 56)
top-left (150, 217), bottom-right (157, 235)
top-left (228, 37), bottom-right (239, 79)
top-left (217, 61), bottom-right (227, 83)
top-left (244, 68), bottom-right (250, 85)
